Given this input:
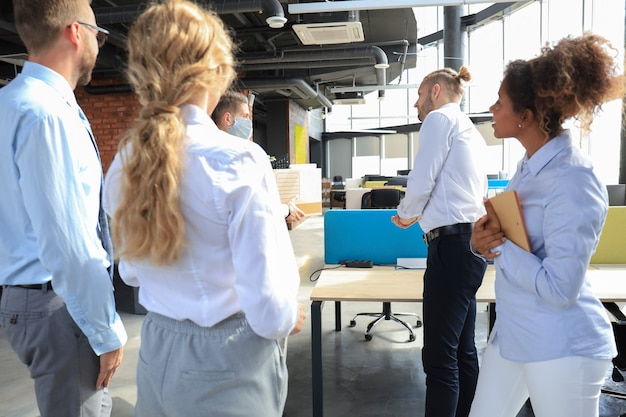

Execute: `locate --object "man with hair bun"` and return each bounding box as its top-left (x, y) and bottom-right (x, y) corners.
top-left (469, 33), bottom-right (625, 417)
top-left (392, 65), bottom-right (488, 417)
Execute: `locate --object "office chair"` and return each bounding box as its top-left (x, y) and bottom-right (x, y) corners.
top-left (350, 188), bottom-right (422, 342)
top-left (330, 175), bottom-right (346, 209)
top-left (602, 302), bottom-right (626, 409)
top-left (360, 188), bottom-right (405, 209)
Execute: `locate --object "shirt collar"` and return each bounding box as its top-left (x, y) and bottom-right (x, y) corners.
top-left (439, 102), bottom-right (459, 111)
top-left (179, 103), bottom-right (217, 128)
top-left (524, 130), bottom-right (571, 176)
top-left (21, 61), bottom-right (78, 109)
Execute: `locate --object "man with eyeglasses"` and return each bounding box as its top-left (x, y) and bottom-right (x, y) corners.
top-left (77, 21), bottom-right (110, 48)
top-left (0, 1), bottom-right (127, 417)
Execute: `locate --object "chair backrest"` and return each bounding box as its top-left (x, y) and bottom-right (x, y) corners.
top-left (361, 188), bottom-right (404, 209)
top-left (331, 175), bottom-right (345, 190)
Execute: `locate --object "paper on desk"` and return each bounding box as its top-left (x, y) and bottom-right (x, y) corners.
top-left (396, 257), bottom-right (427, 269)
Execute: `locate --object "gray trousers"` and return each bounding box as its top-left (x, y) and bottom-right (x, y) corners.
top-left (0, 285), bottom-right (111, 417)
top-left (136, 311), bottom-right (288, 417)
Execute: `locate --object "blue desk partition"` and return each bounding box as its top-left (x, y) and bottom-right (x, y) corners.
top-left (324, 209), bottom-right (427, 265)
top-left (487, 179), bottom-right (509, 189)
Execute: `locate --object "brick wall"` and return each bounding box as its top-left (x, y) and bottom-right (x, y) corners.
top-left (75, 78), bottom-right (138, 174)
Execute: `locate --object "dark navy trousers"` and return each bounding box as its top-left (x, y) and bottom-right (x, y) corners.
top-left (422, 232), bottom-right (487, 417)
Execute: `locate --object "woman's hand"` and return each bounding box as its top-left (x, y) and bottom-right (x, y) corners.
top-left (289, 304), bottom-right (306, 336)
top-left (470, 198), bottom-right (505, 259)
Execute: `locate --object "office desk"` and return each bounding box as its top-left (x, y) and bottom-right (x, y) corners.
top-left (310, 265), bottom-right (626, 417)
top-left (345, 188), bottom-right (370, 209)
top-left (328, 190), bottom-right (346, 209)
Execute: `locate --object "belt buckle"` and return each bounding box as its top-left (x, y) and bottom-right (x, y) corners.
top-left (423, 229), bottom-right (438, 245)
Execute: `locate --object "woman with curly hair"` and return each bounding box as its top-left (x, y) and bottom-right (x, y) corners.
top-left (469, 33), bottom-right (625, 417)
top-left (103, 1), bottom-right (304, 416)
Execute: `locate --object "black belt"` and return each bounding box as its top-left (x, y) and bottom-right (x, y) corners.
top-left (423, 223), bottom-right (474, 245)
top-left (9, 282), bottom-right (53, 291)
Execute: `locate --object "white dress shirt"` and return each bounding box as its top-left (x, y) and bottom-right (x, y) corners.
top-left (104, 105), bottom-right (300, 340)
top-left (397, 103), bottom-right (488, 233)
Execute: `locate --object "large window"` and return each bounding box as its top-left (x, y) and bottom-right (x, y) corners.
top-left (325, 0), bottom-right (624, 184)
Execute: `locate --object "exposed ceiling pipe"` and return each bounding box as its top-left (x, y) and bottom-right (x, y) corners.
top-left (239, 46), bottom-right (388, 66)
top-left (238, 78), bottom-right (333, 109)
top-left (214, 0), bottom-right (287, 28)
top-left (288, 0), bottom-right (518, 14)
top-left (239, 46), bottom-right (389, 98)
top-left (94, 0), bottom-right (287, 28)
top-left (240, 58), bottom-right (375, 71)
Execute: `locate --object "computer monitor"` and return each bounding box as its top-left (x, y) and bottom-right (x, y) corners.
top-left (363, 174), bottom-right (389, 182)
top-left (385, 176), bottom-right (408, 187)
top-left (607, 184), bottom-right (626, 206)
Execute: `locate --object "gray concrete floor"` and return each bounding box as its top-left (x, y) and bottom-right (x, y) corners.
top-left (2, 213), bottom-right (626, 417)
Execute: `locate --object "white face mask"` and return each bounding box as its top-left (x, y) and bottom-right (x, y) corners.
top-left (227, 117), bottom-right (253, 140)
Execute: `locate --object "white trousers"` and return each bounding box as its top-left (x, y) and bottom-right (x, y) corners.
top-left (468, 337), bottom-right (610, 417)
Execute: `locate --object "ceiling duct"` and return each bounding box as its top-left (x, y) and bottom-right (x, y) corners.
top-left (237, 78), bottom-right (333, 110)
top-left (239, 46), bottom-right (388, 99)
top-left (293, 10), bottom-right (363, 45)
top-left (332, 91), bottom-right (365, 105)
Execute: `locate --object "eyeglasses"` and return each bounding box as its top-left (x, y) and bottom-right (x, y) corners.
top-left (76, 21), bottom-right (109, 48)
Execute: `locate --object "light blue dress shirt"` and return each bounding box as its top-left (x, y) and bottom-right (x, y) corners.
top-left (491, 130), bottom-right (616, 362)
top-left (0, 62), bottom-right (127, 355)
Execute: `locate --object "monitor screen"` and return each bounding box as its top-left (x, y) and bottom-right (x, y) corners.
top-left (607, 184), bottom-right (626, 206)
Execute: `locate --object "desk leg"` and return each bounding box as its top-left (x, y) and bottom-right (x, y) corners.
top-left (335, 301), bottom-right (341, 331)
top-left (312, 301), bottom-right (324, 417)
top-left (488, 302), bottom-right (496, 335)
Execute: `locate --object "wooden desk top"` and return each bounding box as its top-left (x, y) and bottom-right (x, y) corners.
top-left (311, 265), bottom-right (626, 303)
top-left (311, 267), bottom-right (496, 302)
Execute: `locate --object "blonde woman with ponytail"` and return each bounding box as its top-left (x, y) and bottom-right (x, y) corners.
top-left (103, 1), bottom-right (304, 415)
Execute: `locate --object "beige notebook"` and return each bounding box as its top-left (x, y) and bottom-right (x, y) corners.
top-left (488, 190), bottom-right (531, 252)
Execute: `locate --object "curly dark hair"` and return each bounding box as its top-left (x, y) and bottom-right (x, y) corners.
top-left (502, 33), bottom-right (624, 139)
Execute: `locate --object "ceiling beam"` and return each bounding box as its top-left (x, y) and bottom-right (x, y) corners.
top-left (330, 84), bottom-right (420, 93)
top-left (288, 0), bottom-right (524, 14)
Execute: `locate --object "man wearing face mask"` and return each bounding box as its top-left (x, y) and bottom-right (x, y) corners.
top-left (212, 89), bottom-right (254, 140)
top-left (212, 90), bottom-right (305, 223)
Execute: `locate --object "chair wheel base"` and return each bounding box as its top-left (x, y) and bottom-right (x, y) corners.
top-left (409, 334), bottom-right (416, 342)
top-left (349, 320), bottom-right (356, 327)
top-left (364, 333), bottom-right (373, 341)
top-left (416, 320), bottom-right (422, 328)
